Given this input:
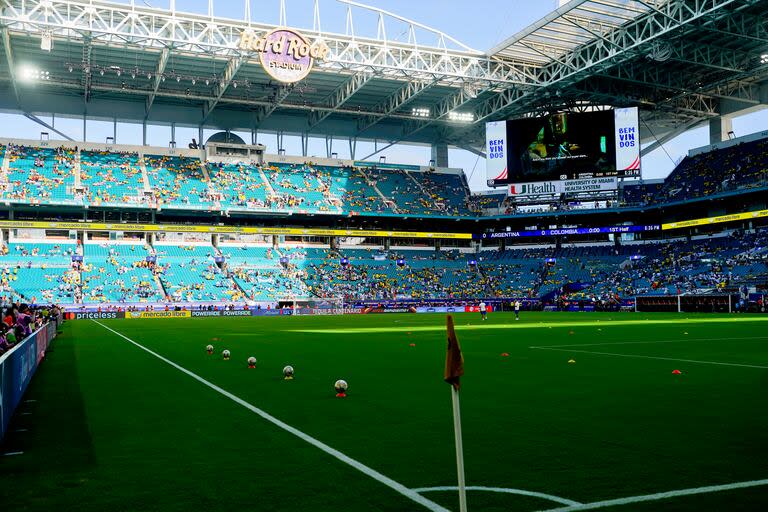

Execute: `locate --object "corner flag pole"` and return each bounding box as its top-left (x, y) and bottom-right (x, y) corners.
top-left (451, 385), bottom-right (468, 512)
top-left (444, 315), bottom-right (467, 512)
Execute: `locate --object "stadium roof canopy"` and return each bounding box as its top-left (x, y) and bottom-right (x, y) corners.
top-left (0, 0), bottom-right (766, 159)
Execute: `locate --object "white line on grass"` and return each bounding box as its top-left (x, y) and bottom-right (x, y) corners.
top-left (413, 486), bottom-right (581, 506)
top-left (538, 478), bottom-right (768, 511)
top-left (531, 346), bottom-right (768, 369)
top-left (2, 451), bottom-right (23, 456)
top-left (291, 316), bottom-right (768, 335)
top-left (92, 320), bottom-right (450, 512)
top-left (532, 335), bottom-right (768, 349)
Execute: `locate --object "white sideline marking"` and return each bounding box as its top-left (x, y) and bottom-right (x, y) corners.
top-left (92, 320), bottom-right (450, 512)
top-left (413, 486), bottom-right (581, 506)
top-left (292, 316), bottom-right (768, 335)
top-left (530, 346), bottom-right (768, 369)
top-left (3, 451), bottom-right (24, 456)
top-left (533, 335), bottom-right (768, 349)
top-left (539, 478), bottom-right (768, 511)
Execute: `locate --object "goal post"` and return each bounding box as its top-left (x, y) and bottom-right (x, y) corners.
top-left (288, 297), bottom-right (346, 315)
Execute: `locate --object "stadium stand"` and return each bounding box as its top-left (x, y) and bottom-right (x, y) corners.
top-left (81, 243), bottom-right (163, 303)
top-left (80, 150), bottom-right (146, 207)
top-left (3, 145), bottom-right (75, 204)
top-left (0, 227), bottom-right (765, 306)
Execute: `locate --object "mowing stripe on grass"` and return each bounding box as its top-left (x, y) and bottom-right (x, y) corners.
top-left (538, 478), bottom-right (768, 511)
top-left (533, 335), bottom-right (768, 349)
top-left (92, 321), bottom-right (450, 512)
top-left (292, 316), bottom-right (768, 335)
top-left (413, 486), bottom-right (581, 506)
top-left (531, 346), bottom-right (768, 369)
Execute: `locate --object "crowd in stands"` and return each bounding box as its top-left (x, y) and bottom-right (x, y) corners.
top-left (2, 133), bottom-right (767, 216)
top-left (3, 144), bottom-right (75, 204)
top-left (0, 229), bottom-right (765, 307)
top-left (0, 303), bottom-right (61, 355)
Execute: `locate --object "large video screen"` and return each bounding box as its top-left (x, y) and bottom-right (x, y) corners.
top-left (486, 108), bottom-right (640, 187)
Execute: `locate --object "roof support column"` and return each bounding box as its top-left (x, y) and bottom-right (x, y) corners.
top-left (709, 115), bottom-right (734, 144)
top-left (349, 137), bottom-right (357, 160)
top-left (431, 143), bottom-right (449, 168)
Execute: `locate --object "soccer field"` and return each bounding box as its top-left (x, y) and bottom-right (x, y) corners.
top-left (3, 312), bottom-right (768, 512)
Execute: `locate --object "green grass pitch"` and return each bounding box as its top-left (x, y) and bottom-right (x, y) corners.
top-left (2, 312), bottom-right (768, 512)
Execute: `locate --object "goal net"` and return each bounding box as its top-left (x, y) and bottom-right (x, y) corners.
top-left (286, 297), bottom-right (346, 315)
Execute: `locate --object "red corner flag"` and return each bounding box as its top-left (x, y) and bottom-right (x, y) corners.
top-left (444, 315), bottom-right (464, 390)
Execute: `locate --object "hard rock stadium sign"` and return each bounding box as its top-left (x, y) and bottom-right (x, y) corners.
top-left (238, 28), bottom-right (330, 83)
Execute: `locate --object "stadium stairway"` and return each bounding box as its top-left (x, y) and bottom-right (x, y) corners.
top-left (357, 166), bottom-right (397, 212)
top-left (73, 148), bottom-right (82, 190)
top-left (0, 146), bottom-right (9, 185)
top-left (138, 154), bottom-right (152, 194)
top-left (255, 165), bottom-right (278, 197)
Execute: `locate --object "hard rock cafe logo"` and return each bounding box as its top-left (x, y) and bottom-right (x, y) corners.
top-left (238, 28), bottom-right (330, 83)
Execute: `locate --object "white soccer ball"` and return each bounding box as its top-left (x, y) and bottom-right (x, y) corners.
top-left (248, 356), bottom-right (257, 366)
top-left (334, 379), bottom-right (348, 393)
top-left (223, 349), bottom-right (231, 359)
top-left (206, 344), bottom-right (213, 352)
top-left (283, 365), bottom-right (294, 377)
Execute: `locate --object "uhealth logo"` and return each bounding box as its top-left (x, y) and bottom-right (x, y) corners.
top-left (510, 182), bottom-right (558, 195)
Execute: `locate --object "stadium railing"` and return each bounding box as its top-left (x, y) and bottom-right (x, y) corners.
top-left (0, 321), bottom-right (58, 440)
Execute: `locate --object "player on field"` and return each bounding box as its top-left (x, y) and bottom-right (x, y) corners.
top-left (514, 300), bottom-right (521, 320)
top-left (479, 301), bottom-right (487, 321)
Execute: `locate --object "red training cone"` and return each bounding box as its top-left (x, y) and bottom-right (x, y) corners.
top-left (672, 369), bottom-right (682, 375)
top-left (501, 352), bottom-right (509, 357)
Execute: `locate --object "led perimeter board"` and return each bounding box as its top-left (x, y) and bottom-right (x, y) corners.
top-left (486, 108), bottom-right (640, 187)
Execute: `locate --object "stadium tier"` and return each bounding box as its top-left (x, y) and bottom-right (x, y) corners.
top-left (3, 135), bottom-right (767, 216)
top-left (0, 228), bottom-right (765, 307)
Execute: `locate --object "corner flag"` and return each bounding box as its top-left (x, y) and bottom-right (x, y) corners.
top-left (444, 314), bottom-right (464, 390)
top-left (444, 314), bottom-right (468, 512)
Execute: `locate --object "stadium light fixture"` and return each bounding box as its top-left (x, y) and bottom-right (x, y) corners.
top-left (412, 107), bottom-right (430, 118)
top-left (761, 54), bottom-right (768, 64)
top-left (19, 65), bottom-right (49, 82)
top-left (448, 111), bottom-right (474, 122)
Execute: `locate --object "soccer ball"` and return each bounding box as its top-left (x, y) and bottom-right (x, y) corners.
top-left (222, 349), bottom-right (231, 360)
top-left (206, 344), bottom-right (213, 354)
top-left (334, 379), bottom-right (348, 393)
top-left (247, 356), bottom-right (257, 368)
top-left (283, 365), bottom-right (294, 379)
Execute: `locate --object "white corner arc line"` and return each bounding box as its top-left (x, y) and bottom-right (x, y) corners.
top-left (92, 320), bottom-right (450, 512)
top-left (530, 347), bottom-right (768, 369)
top-left (412, 486), bottom-right (582, 506)
top-left (538, 478), bottom-right (768, 511)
